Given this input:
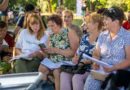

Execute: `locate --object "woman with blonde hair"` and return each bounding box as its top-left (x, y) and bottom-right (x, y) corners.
top-left (14, 14), bottom-right (48, 73)
top-left (60, 12), bottom-right (104, 90)
top-left (63, 10), bottom-right (82, 39)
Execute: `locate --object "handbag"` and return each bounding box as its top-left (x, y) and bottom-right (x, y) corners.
top-left (90, 70), bottom-right (108, 81)
top-left (61, 62), bottom-right (91, 74)
top-left (61, 49), bottom-right (91, 74)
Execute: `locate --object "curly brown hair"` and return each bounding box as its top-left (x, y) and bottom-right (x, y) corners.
top-left (47, 14), bottom-right (63, 27)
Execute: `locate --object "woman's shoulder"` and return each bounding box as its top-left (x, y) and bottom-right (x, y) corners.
top-left (100, 30), bottom-right (109, 35)
top-left (19, 29), bottom-right (29, 35)
top-left (122, 28), bottom-right (130, 35)
top-left (120, 27), bottom-right (130, 38)
top-left (41, 32), bottom-right (48, 40)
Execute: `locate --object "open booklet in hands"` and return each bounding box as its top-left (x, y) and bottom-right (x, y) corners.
top-left (10, 53), bottom-right (32, 62)
top-left (83, 54), bottom-right (112, 68)
top-left (83, 54), bottom-right (112, 81)
top-left (41, 58), bottom-right (76, 70)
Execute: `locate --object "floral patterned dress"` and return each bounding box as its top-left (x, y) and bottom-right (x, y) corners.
top-left (48, 28), bottom-right (71, 63)
top-left (77, 33), bottom-right (96, 60)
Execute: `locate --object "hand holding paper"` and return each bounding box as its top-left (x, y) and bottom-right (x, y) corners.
top-left (83, 54), bottom-right (112, 68)
top-left (10, 53), bottom-right (32, 62)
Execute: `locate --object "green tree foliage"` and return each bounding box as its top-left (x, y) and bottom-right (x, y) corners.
top-left (95, 0), bottom-right (107, 10)
top-left (8, 0), bottom-right (130, 13)
top-left (9, 0), bottom-right (37, 11)
top-left (123, 0), bottom-right (130, 11)
top-left (51, 0), bottom-right (57, 12)
top-left (97, 0), bottom-right (129, 11)
top-left (64, 0), bottom-right (76, 11)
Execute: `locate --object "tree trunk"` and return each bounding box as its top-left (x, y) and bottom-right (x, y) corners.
top-left (48, 0), bottom-right (52, 12)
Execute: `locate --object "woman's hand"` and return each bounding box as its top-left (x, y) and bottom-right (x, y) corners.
top-left (103, 66), bottom-right (115, 73)
top-left (29, 51), bottom-right (38, 58)
top-left (72, 55), bottom-right (79, 64)
top-left (92, 63), bottom-right (100, 70)
top-left (43, 48), bottom-right (58, 54)
top-left (29, 51), bottom-right (44, 58)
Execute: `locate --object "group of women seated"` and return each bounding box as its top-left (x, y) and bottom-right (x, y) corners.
top-left (0, 5), bottom-right (130, 90)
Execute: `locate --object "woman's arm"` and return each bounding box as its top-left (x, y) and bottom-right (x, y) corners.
top-left (0, 0), bottom-right (9, 11)
top-left (44, 30), bottom-right (80, 58)
top-left (112, 46), bottom-right (130, 71)
top-left (56, 30), bottom-right (80, 57)
top-left (15, 48), bottom-right (22, 56)
top-left (93, 45), bottom-right (101, 60)
top-left (91, 45), bottom-right (101, 70)
top-left (105, 46), bottom-right (130, 72)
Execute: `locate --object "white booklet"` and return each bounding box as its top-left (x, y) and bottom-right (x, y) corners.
top-left (10, 53), bottom-right (32, 62)
top-left (83, 54), bottom-right (113, 75)
top-left (83, 54), bottom-right (112, 68)
top-left (41, 58), bottom-right (75, 70)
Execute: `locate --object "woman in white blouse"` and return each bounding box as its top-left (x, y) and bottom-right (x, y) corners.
top-left (14, 13), bottom-right (48, 73)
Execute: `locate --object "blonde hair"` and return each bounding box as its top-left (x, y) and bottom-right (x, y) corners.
top-left (56, 6), bottom-right (65, 17)
top-left (56, 6), bottom-right (65, 11)
top-left (27, 14), bottom-right (45, 40)
top-left (85, 13), bottom-right (103, 30)
top-left (63, 10), bottom-right (74, 19)
top-left (23, 12), bottom-right (32, 28)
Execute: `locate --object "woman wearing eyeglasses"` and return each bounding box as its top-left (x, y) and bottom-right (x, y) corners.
top-left (84, 6), bottom-right (130, 90)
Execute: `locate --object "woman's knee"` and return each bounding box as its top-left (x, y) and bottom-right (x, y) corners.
top-left (72, 74), bottom-right (80, 82)
top-left (84, 75), bottom-right (101, 90)
top-left (72, 72), bottom-right (89, 83)
top-left (38, 64), bottom-right (49, 74)
top-left (53, 69), bottom-right (60, 79)
top-left (61, 72), bottom-right (73, 81)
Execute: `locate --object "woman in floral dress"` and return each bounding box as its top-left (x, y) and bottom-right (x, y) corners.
top-left (39, 14), bottom-right (79, 90)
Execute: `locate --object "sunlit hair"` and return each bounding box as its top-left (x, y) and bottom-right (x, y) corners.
top-left (56, 6), bottom-right (65, 11)
top-left (27, 14), bottom-right (45, 40)
top-left (56, 6), bottom-right (65, 16)
top-left (85, 12), bottom-right (103, 31)
top-left (63, 10), bottom-right (74, 19)
top-left (23, 12), bottom-right (33, 28)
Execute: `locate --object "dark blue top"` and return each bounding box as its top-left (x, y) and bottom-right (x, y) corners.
top-left (77, 34), bottom-right (96, 61)
top-left (16, 16), bottom-right (24, 28)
